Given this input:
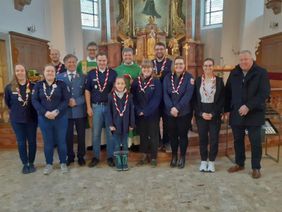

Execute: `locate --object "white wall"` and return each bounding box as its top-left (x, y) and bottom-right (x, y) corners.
top-left (0, 0), bottom-right (51, 39)
top-left (201, 27), bottom-right (222, 64)
top-left (63, 0), bottom-right (84, 60)
top-left (240, 0), bottom-right (264, 57)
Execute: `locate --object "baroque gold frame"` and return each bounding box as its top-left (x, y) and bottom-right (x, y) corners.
top-left (117, 0), bottom-right (185, 41)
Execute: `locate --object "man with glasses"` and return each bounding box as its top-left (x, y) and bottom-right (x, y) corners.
top-left (153, 42), bottom-right (172, 153)
top-left (77, 42), bottom-right (98, 75)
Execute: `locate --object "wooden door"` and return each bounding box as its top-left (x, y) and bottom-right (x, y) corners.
top-left (0, 39), bottom-right (9, 122)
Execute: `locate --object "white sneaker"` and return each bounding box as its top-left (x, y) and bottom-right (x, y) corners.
top-left (60, 163), bottom-right (68, 174)
top-left (164, 143), bottom-right (172, 153)
top-left (207, 161), bottom-right (215, 172)
top-left (199, 161), bottom-right (208, 172)
top-left (43, 164), bottom-right (53, 175)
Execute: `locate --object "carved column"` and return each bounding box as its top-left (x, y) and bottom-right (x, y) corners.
top-left (185, 0), bottom-right (193, 39)
top-left (195, 0), bottom-right (201, 41)
top-left (100, 0), bottom-right (107, 44)
top-left (107, 0), bottom-right (121, 68)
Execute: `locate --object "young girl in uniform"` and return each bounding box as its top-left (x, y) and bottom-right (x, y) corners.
top-left (108, 77), bottom-right (135, 171)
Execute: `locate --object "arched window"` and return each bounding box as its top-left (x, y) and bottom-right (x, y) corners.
top-left (204, 0), bottom-right (224, 26)
top-left (80, 0), bottom-right (100, 29)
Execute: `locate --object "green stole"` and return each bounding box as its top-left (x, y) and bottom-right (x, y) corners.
top-left (115, 63), bottom-right (141, 89)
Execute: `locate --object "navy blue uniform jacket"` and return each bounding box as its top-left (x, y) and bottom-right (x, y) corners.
top-left (4, 82), bottom-right (37, 123)
top-left (108, 92), bottom-right (135, 135)
top-left (131, 77), bottom-right (162, 120)
top-left (32, 80), bottom-right (70, 119)
top-left (163, 72), bottom-right (194, 117)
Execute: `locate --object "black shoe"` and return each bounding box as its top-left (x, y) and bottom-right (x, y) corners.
top-left (86, 146), bottom-right (93, 151)
top-left (88, 158), bottom-right (99, 167)
top-left (177, 156), bottom-right (185, 169)
top-left (28, 164), bottom-right (36, 173)
top-left (107, 157), bottom-right (115, 167)
top-left (78, 158), bottom-right (86, 166)
top-left (170, 155), bottom-right (178, 168)
top-left (22, 164), bottom-right (29, 174)
top-left (66, 158), bottom-right (74, 166)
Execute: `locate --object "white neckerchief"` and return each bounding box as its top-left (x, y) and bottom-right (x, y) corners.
top-left (123, 62), bottom-right (134, 66)
top-left (115, 90), bottom-right (126, 99)
top-left (156, 57), bottom-right (165, 63)
top-left (99, 69), bottom-right (106, 73)
top-left (87, 56), bottom-right (96, 62)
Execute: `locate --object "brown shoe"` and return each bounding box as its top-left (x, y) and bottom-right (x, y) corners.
top-left (227, 165), bottom-right (245, 173)
top-left (251, 169), bottom-right (261, 179)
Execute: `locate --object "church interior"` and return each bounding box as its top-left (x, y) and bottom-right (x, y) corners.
top-left (0, 0), bottom-right (282, 211)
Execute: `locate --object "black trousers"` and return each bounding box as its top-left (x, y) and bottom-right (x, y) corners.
top-left (160, 113), bottom-right (170, 145)
top-left (137, 116), bottom-right (159, 159)
top-left (196, 117), bottom-right (221, 161)
top-left (166, 114), bottom-right (192, 156)
top-left (231, 125), bottom-right (262, 169)
top-left (66, 117), bottom-right (86, 160)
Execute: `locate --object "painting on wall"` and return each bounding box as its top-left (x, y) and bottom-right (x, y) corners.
top-left (133, 0), bottom-right (170, 35)
top-left (117, 0), bottom-right (186, 39)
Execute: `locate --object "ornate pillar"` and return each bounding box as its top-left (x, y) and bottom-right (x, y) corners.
top-left (98, 0), bottom-right (108, 54)
top-left (107, 0), bottom-right (121, 68)
top-left (195, 0), bottom-right (201, 41)
top-left (185, 0), bottom-right (193, 39)
top-left (100, 0), bottom-right (107, 44)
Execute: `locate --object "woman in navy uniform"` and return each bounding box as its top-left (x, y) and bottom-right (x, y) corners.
top-left (131, 59), bottom-right (162, 167)
top-left (4, 64), bottom-right (38, 174)
top-left (163, 56), bottom-right (194, 169)
top-left (85, 52), bottom-right (117, 168)
top-left (32, 64), bottom-right (70, 175)
top-left (57, 54), bottom-right (86, 166)
top-left (108, 77), bottom-right (135, 171)
top-left (194, 58), bottom-right (224, 172)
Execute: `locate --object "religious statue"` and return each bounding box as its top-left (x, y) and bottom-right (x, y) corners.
top-left (169, 37), bottom-right (180, 57)
top-left (123, 37), bottom-right (134, 48)
top-left (147, 29), bottom-right (156, 59)
top-left (170, 0), bottom-right (185, 35)
top-left (142, 0), bottom-right (161, 18)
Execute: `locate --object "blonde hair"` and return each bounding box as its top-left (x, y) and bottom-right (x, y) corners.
top-left (140, 59), bottom-right (155, 78)
top-left (9, 64), bottom-right (28, 91)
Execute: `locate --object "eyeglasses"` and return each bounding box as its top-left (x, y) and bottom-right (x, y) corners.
top-left (88, 48), bottom-right (97, 51)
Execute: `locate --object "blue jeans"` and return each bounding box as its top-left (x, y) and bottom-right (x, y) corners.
top-left (38, 115), bottom-right (68, 165)
top-left (92, 104), bottom-right (113, 159)
top-left (11, 121), bottom-right (37, 165)
top-left (113, 133), bottom-right (128, 152)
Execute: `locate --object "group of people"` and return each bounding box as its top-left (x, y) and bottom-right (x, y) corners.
top-left (4, 41), bottom-right (270, 179)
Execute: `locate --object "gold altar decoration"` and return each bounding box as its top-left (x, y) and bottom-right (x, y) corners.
top-left (117, 0), bottom-right (186, 59)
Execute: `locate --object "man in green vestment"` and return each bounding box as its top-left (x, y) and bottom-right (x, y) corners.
top-left (115, 48), bottom-right (141, 148)
top-left (77, 42), bottom-right (98, 75)
top-left (77, 42), bottom-right (98, 150)
top-left (114, 48), bottom-right (141, 89)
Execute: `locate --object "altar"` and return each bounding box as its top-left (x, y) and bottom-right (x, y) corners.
top-left (102, 0), bottom-right (204, 77)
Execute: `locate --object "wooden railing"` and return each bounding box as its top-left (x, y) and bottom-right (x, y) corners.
top-left (0, 93), bottom-right (9, 123)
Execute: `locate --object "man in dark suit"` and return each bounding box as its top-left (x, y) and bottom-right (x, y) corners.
top-left (225, 50), bottom-right (270, 179)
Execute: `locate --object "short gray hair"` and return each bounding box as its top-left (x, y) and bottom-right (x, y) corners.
top-left (122, 48), bottom-right (134, 55)
top-left (63, 54), bottom-right (78, 63)
top-left (239, 50), bottom-right (252, 57)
